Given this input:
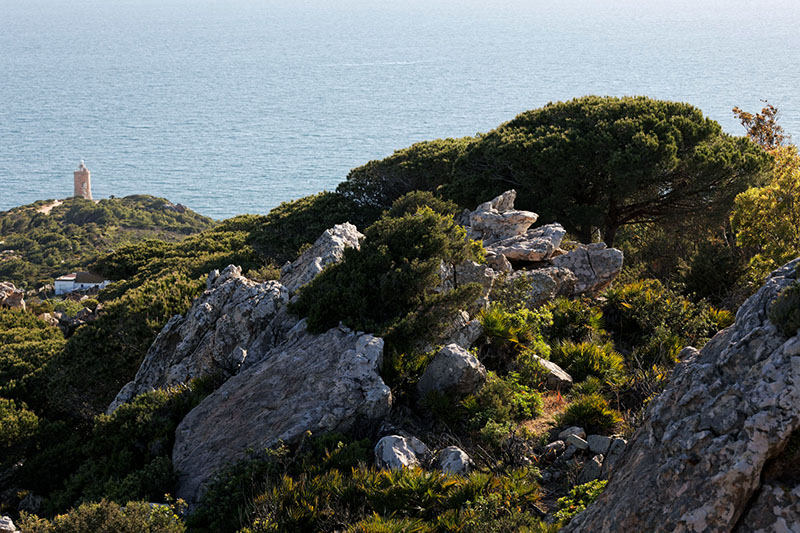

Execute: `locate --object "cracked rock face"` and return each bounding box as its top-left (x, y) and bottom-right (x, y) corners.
top-left (563, 259), bottom-right (800, 533)
top-left (465, 190), bottom-right (539, 245)
top-left (173, 322), bottom-right (392, 506)
top-left (107, 265), bottom-right (291, 413)
top-left (487, 223), bottom-right (566, 262)
top-left (551, 242), bottom-right (624, 295)
top-left (280, 222), bottom-right (363, 294)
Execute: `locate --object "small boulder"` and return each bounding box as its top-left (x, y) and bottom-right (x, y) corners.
top-left (544, 440), bottom-right (566, 460)
top-left (417, 344), bottom-right (487, 399)
top-left (559, 426), bottom-right (587, 440)
top-left (577, 454), bottom-right (604, 485)
top-left (527, 353), bottom-right (572, 391)
top-left (566, 434), bottom-right (589, 450)
top-left (435, 446), bottom-right (473, 475)
top-left (486, 251), bottom-right (513, 273)
top-left (375, 435), bottom-right (430, 470)
top-left (587, 434), bottom-right (613, 455)
top-left (0, 516), bottom-right (16, 533)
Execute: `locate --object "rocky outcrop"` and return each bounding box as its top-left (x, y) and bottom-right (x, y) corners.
top-left (458, 191), bottom-right (624, 308)
top-left (466, 190), bottom-right (539, 245)
top-left (564, 259), bottom-right (800, 532)
top-left (280, 222), bottom-right (363, 294)
top-left (0, 282), bottom-right (25, 311)
top-left (108, 265), bottom-right (291, 413)
top-left (735, 482), bottom-right (800, 533)
top-left (417, 343), bottom-right (487, 399)
top-left (374, 435), bottom-right (430, 470)
top-left (173, 322), bottom-right (392, 506)
top-left (487, 223), bottom-right (566, 262)
top-left (551, 242), bottom-right (624, 295)
top-left (435, 446), bottom-right (473, 475)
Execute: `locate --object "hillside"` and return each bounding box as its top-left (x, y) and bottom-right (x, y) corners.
top-left (0, 97), bottom-right (797, 532)
top-left (0, 195), bottom-right (216, 288)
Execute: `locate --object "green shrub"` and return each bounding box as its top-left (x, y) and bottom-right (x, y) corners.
top-left (479, 306), bottom-right (551, 351)
top-left (0, 397), bottom-right (39, 464)
top-left (462, 372), bottom-right (543, 428)
top-left (17, 499), bottom-right (186, 533)
top-left (237, 467), bottom-right (540, 533)
top-left (544, 298), bottom-right (606, 344)
top-left (338, 137), bottom-right (473, 210)
top-left (479, 306), bottom-right (551, 373)
top-left (291, 200), bottom-right (482, 338)
top-left (0, 309), bottom-right (66, 411)
top-left (514, 349), bottom-right (553, 390)
top-left (192, 434), bottom-right (372, 533)
top-left (554, 479), bottom-right (608, 523)
top-left (549, 341), bottom-right (624, 384)
top-left (559, 393), bottom-right (621, 436)
top-left (385, 190), bottom-right (459, 219)
top-left (769, 280), bottom-right (800, 337)
top-left (602, 279), bottom-right (721, 367)
top-left (346, 515), bottom-right (434, 533)
top-left (40, 383), bottom-right (210, 514)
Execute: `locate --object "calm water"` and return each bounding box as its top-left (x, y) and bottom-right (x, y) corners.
top-left (1, 0), bottom-right (799, 219)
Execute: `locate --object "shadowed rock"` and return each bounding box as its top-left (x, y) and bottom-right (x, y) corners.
top-left (564, 259), bottom-right (800, 532)
top-left (172, 321), bottom-right (392, 507)
top-left (107, 265), bottom-right (290, 413)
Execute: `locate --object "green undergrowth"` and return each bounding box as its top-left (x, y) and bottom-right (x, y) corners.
top-left (191, 434), bottom-right (544, 533)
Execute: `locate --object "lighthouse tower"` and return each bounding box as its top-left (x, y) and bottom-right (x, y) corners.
top-left (74, 161), bottom-right (92, 200)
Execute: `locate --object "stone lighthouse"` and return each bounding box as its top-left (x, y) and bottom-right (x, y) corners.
top-left (74, 160), bottom-right (92, 200)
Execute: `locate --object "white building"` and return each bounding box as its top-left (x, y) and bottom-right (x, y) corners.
top-left (54, 272), bottom-right (110, 295)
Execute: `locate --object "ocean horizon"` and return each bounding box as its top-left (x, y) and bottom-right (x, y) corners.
top-left (2, 0), bottom-right (799, 219)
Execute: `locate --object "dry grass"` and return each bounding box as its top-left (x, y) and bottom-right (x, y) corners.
top-left (523, 390), bottom-right (569, 440)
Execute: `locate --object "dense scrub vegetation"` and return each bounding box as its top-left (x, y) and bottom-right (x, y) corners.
top-left (2, 97), bottom-right (798, 531)
top-left (0, 196), bottom-right (215, 287)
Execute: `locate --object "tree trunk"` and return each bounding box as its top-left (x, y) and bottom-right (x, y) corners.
top-left (603, 225), bottom-right (617, 247)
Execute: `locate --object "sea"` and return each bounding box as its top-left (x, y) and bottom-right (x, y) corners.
top-left (1, 0), bottom-right (799, 220)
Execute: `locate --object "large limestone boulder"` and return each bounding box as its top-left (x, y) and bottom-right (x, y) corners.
top-left (107, 265), bottom-right (290, 413)
top-left (0, 282), bottom-right (25, 311)
top-left (487, 223), bottom-right (566, 262)
top-left (564, 259), bottom-right (800, 532)
top-left (466, 190), bottom-right (539, 245)
top-left (417, 343), bottom-right (487, 399)
top-left (173, 322), bottom-right (392, 506)
top-left (280, 222), bottom-right (363, 294)
top-left (551, 243), bottom-right (624, 295)
top-left (374, 435), bottom-right (430, 470)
